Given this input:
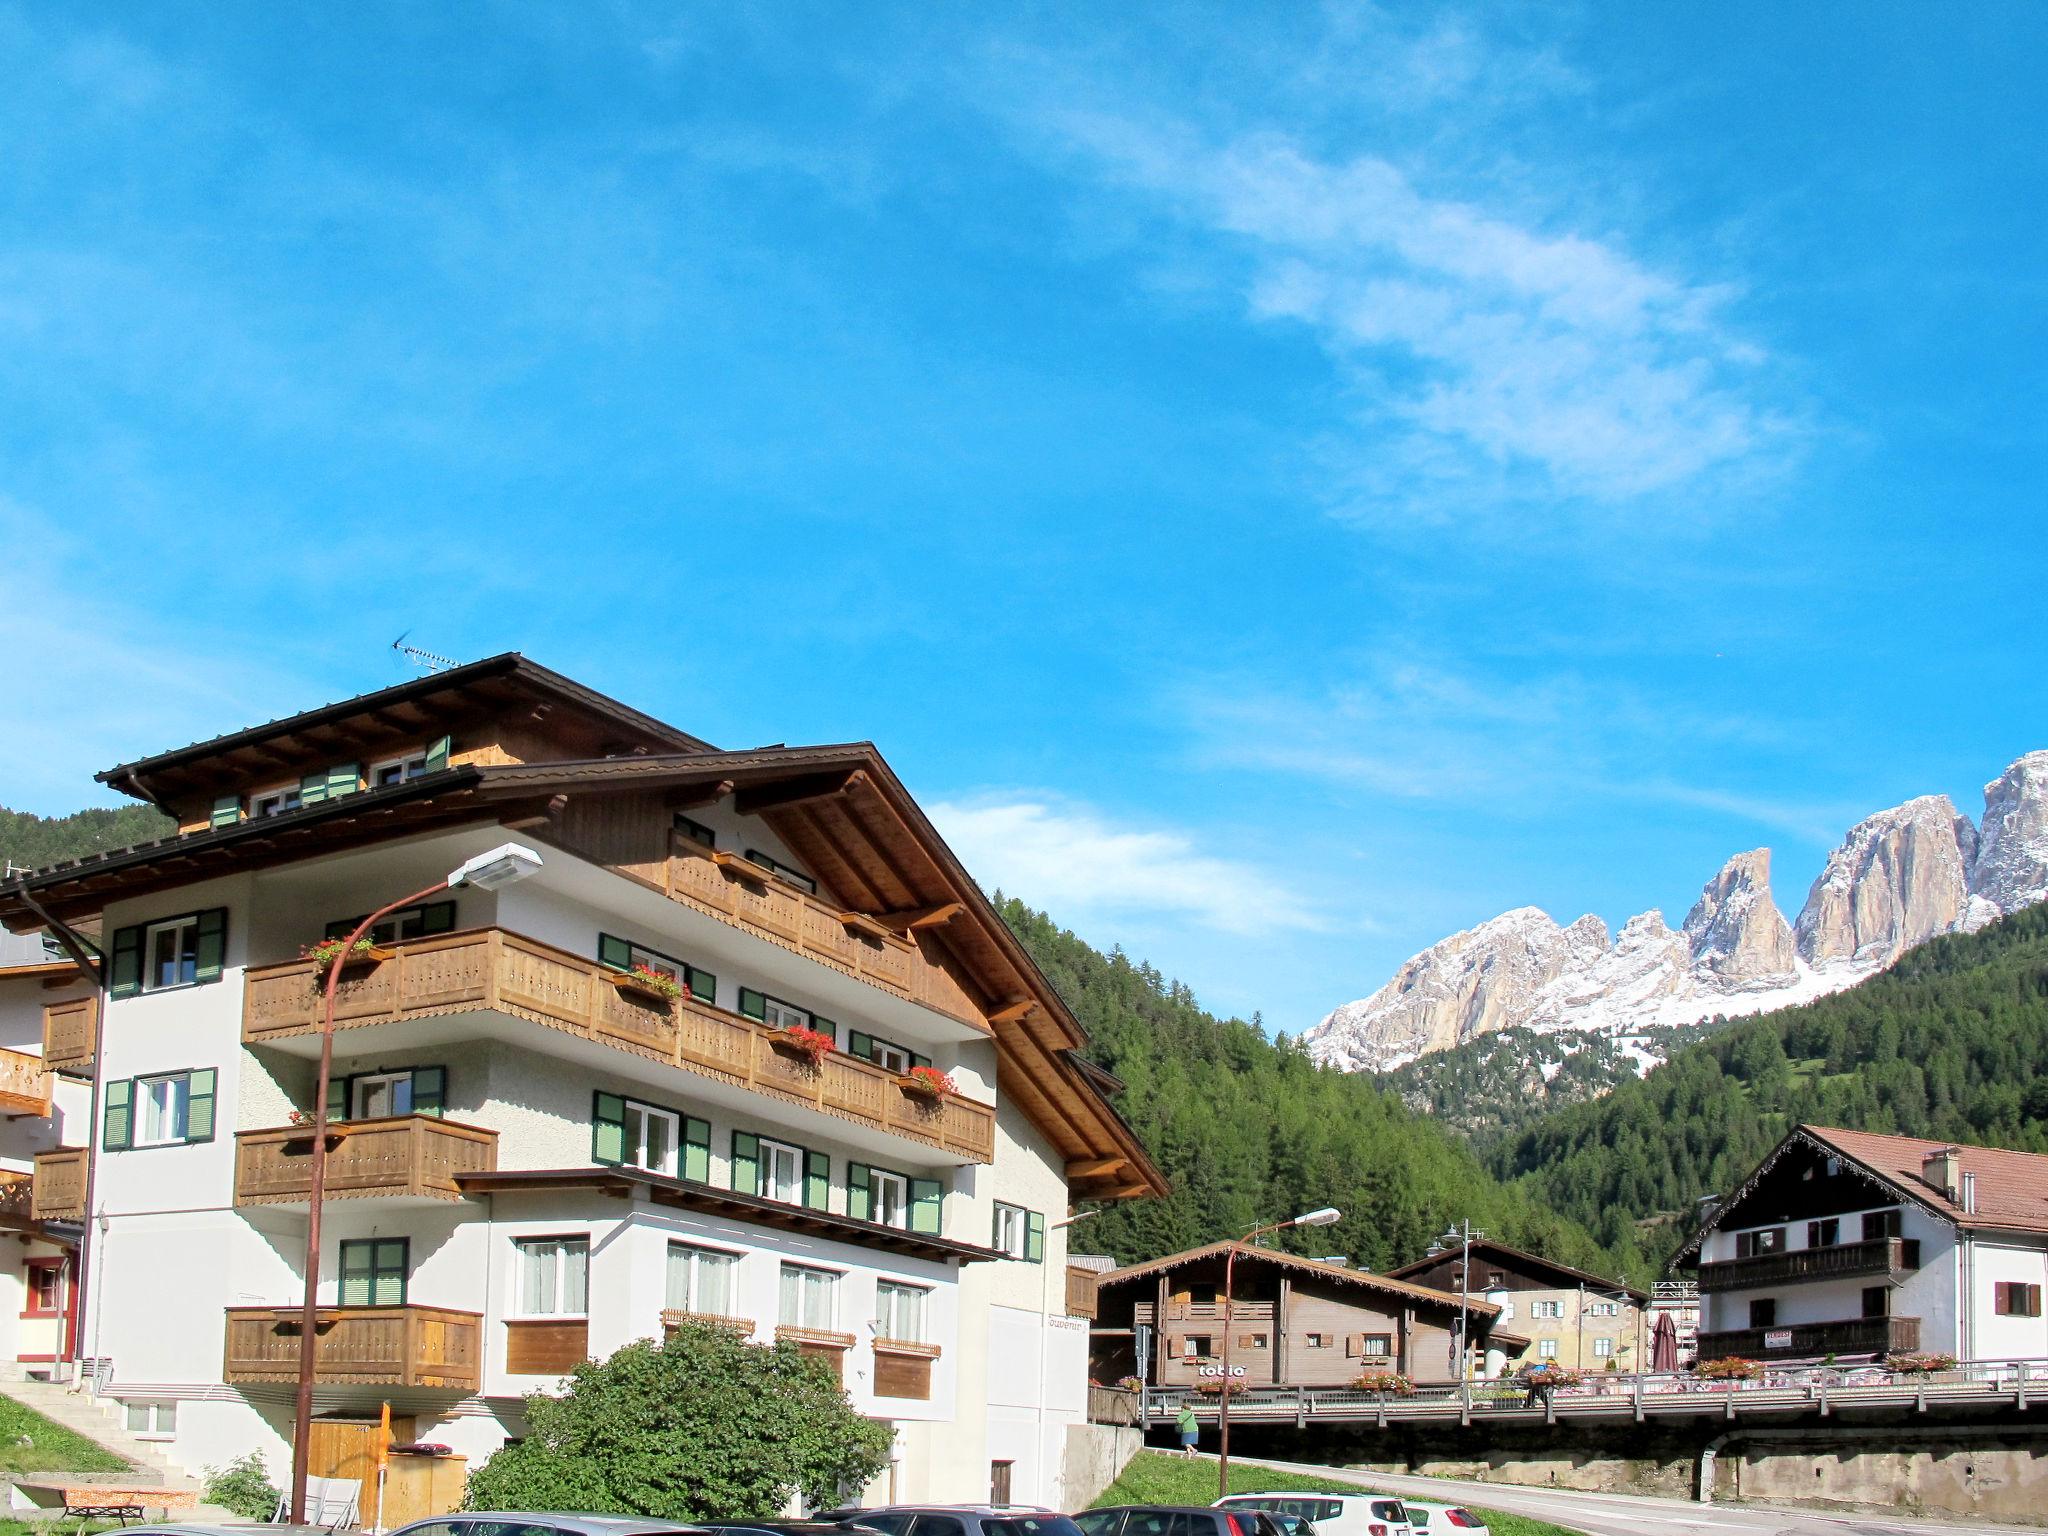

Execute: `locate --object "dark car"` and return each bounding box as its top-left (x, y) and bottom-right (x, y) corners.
top-left (702, 1525), bottom-right (893, 1536)
top-left (389, 1517), bottom-right (711, 1536)
top-left (851, 1510), bottom-right (1083, 1536)
top-left (1077, 1507), bottom-right (1288, 1536)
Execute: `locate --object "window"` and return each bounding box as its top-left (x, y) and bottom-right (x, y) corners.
top-left (732, 1132), bottom-right (826, 1210)
top-left (1190, 1283), bottom-right (1217, 1307)
top-left (762, 1138), bottom-right (804, 1204)
top-left (1184, 1335), bottom-right (1213, 1359)
top-left (666, 1243), bottom-right (741, 1318)
top-left (1863, 1208), bottom-right (1903, 1240)
top-left (847, 1030), bottom-right (930, 1075)
top-left (1995, 1283), bottom-right (2043, 1317)
top-left (147, 917), bottom-right (198, 990)
top-left (1360, 1334), bottom-right (1392, 1358)
top-left (516, 1237), bottom-right (589, 1317)
top-left (779, 1263), bottom-right (837, 1331)
top-left (1304, 1333), bottom-right (1327, 1348)
top-left (369, 752), bottom-right (430, 787)
top-left (1593, 1337), bottom-right (1613, 1358)
top-left (744, 849), bottom-right (816, 893)
top-left (330, 1065), bottom-right (444, 1123)
top-left (24, 1260), bottom-right (64, 1316)
top-left (598, 934), bottom-right (716, 1005)
top-left (1863, 1286), bottom-right (1890, 1319)
top-left (1749, 1298), bottom-right (1777, 1329)
top-left (675, 814), bottom-right (717, 848)
top-left (352, 1071), bottom-right (419, 1120)
top-left (1531, 1299), bottom-right (1564, 1319)
top-left (1587, 1301), bottom-right (1618, 1317)
top-left (992, 1202), bottom-right (1045, 1262)
top-left (250, 784), bottom-right (303, 819)
top-left (1735, 1227), bottom-right (1786, 1259)
top-left (108, 909), bottom-right (227, 999)
top-left (325, 901), bottom-right (457, 946)
top-left (1807, 1218), bottom-right (1840, 1248)
top-left (123, 1401), bottom-right (176, 1440)
top-left (595, 1095), bottom-right (709, 1181)
top-left (876, 1280), bottom-right (928, 1343)
top-left (1537, 1339), bottom-right (1558, 1360)
top-left (103, 1069), bottom-right (216, 1150)
top-left (762, 996), bottom-right (812, 1031)
top-left (1241, 1333), bottom-right (1269, 1350)
top-left (339, 1239), bottom-right (408, 1306)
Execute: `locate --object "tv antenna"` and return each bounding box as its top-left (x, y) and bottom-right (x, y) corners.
top-left (391, 632), bottom-right (462, 674)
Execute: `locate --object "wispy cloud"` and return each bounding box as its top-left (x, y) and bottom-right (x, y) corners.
top-left (928, 794), bottom-right (1325, 937)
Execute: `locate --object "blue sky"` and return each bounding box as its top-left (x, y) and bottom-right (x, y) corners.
top-left (3, 3), bottom-right (2043, 1033)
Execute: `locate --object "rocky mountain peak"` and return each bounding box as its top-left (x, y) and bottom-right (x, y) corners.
top-left (1971, 750), bottom-right (2048, 914)
top-left (1794, 794), bottom-right (1974, 968)
top-left (1682, 848), bottom-right (1798, 987)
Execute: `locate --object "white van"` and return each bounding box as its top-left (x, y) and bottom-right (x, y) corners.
top-left (1213, 1494), bottom-right (1414, 1536)
top-left (1387, 1500), bottom-right (1489, 1536)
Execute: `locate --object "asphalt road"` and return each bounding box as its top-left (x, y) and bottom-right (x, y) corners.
top-left (1215, 1452), bottom-right (2025, 1536)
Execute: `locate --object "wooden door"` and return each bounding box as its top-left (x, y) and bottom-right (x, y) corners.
top-left (990, 1460), bottom-right (1013, 1506)
top-left (382, 1454), bottom-right (469, 1527)
top-left (307, 1416), bottom-right (415, 1517)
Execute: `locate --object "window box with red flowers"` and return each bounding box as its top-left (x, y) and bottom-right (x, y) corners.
top-left (899, 1065), bottom-right (956, 1100)
top-left (1351, 1370), bottom-right (1414, 1396)
top-left (302, 937), bottom-right (393, 971)
top-left (605, 964), bottom-right (684, 1004)
top-left (772, 1024), bottom-right (836, 1068)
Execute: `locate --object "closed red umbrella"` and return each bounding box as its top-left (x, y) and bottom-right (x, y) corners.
top-left (1652, 1311), bottom-right (1679, 1372)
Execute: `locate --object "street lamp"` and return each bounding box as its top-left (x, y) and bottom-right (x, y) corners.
top-left (1218, 1207), bottom-right (1339, 1498)
top-left (1440, 1220), bottom-right (1485, 1385)
top-left (289, 843), bottom-right (543, 1522)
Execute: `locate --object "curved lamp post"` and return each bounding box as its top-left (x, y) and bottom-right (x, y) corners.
top-left (289, 843), bottom-right (543, 1522)
top-left (1218, 1206), bottom-right (1340, 1498)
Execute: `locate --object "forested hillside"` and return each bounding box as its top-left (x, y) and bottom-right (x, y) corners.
top-left (997, 897), bottom-right (1614, 1274)
top-left (1493, 904), bottom-right (2048, 1283)
top-left (0, 804), bottom-right (173, 873)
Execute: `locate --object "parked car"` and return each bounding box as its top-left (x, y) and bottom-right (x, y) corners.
top-left (1384, 1501), bottom-right (1487, 1536)
top-left (703, 1524), bottom-right (894, 1536)
top-left (388, 1517), bottom-right (713, 1536)
top-left (1078, 1505), bottom-right (1290, 1536)
top-left (851, 1508), bottom-right (1084, 1536)
top-left (1214, 1494), bottom-right (1413, 1536)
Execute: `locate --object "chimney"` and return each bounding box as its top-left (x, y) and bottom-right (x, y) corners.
top-left (1695, 1193), bottom-right (1723, 1223)
top-left (1923, 1146), bottom-right (1962, 1203)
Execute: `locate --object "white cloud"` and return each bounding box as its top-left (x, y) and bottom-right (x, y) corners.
top-left (928, 795), bottom-right (1324, 937)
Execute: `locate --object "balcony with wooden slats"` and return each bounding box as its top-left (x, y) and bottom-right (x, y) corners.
top-left (1698, 1236), bottom-right (1921, 1294)
top-left (242, 927), bottom-right (997, 1164)
top-left (0, 1046), bottom-right (52, 1117)
top-left (1066, 1264), bottom-right (1100, 1321)
top-left (1697, 1314), bottom-right (1920, 1361)
top-left (223, 1305), bottom-right (481, 1391)
top-left (42, 995), bottom-right (95, 1076)
top-left (0, 1169), bottom-right (35, 1232)
top-left (234, 1115), bottom-right (498, 1207)
top-left (31, 1147), bottom-right (87, 1224)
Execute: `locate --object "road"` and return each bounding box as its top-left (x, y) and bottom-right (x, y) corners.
top-left (1216, 1452), bottom-right (2026, 1536)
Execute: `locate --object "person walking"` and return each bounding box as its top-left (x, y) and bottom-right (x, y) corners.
top-left (1175, 1402), bottom-right (1199, 1458)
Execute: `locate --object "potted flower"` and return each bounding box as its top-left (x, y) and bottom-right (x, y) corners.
top-left (1694, 1356), bottom-right (1763, 1382)
top-left (1887, 1352), bottom-right (1958, 1375)
top-left (302, 936), bottom-right (390, 970)
top-left (605, 963), bottom-right (683, 1004)
top-left (773, 1024), bottom-right (836, 1068)
top-left (1352, 1370), bottom-right (1414, 1396)
top-left (1116, 1375), bottom-right (1143, 1393)
top-left (900, 1064), bottom-right (956, 1100)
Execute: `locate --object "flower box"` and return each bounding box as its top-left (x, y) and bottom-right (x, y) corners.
top-left (604, 966), bottom-right (683, 1004)
top-left (774, 1025), bottom-right (836, 1068)
top-left (900, 1065), bottom-right (957, 1100)
top-left (1352, 1370), bottom-right (1414, 1396)
top-left (302, 938), bottom-right (393, 971)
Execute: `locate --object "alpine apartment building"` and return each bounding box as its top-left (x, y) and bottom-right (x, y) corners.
top-left (0, 655), bottom-right (1163, 1509)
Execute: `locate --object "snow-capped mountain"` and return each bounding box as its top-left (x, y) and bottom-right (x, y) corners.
top-left (1305, 750), bottom-right (2048, 1075)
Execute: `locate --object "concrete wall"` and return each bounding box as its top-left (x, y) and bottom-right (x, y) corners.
top-left (1063, 1422), bottom-right (1143, 1507)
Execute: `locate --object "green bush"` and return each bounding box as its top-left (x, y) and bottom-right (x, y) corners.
top-left (465, 1321), bottom-right (893, 1518)
top-left (204, 1452), bottom-right (281, 1520)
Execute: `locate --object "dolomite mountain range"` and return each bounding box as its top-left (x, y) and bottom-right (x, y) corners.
top-left (1304, 750), bottom-right (2048, 1075)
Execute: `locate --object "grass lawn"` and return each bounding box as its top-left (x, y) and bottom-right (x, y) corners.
top-left (0, 1397), bottom-right (129, 1477)
top-left (1090, 1452), bottom-right (1586, 1536)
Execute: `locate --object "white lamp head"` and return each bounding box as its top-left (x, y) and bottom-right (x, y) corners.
top-left (449, 842), bottom-right (545, 891)
top-left (1295, 1207), bottom-right (1342, 1228)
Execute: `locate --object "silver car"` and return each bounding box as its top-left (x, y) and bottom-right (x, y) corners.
top-left (391, 1515), bottom-right (712, 1536)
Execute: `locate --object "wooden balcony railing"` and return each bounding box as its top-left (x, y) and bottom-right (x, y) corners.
top-left (0, 1046), bottom-right (52, 1117)
top-left (42, 995), bottom-right (96, 1076)
top-left (1697, 1314), bottom-right (1920, 1361)
top-left (1699, 1237), bottom-right (1921, 1294)
top-left (243, 927), bottom-right (997, 1164)
top-left (224, 1304), bottom-right (481, 1390)
top-left (31, 1147), bottom-right (86, 1224)
top-left (1067, 1264), bottom-right (1100, 1321)
top-left (1136, 1299), bottom-right (1279, 1325)
top-left (0, 1169), bottom-right (35, 1231)
top-left (235, 1115), bottom-right (498, 1206)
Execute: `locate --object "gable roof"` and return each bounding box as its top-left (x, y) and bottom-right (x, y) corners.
top-left (1096, 1241), bottom-right (1500, 1319)
top-left (1382, 1237), bottom-right (1646, 1303)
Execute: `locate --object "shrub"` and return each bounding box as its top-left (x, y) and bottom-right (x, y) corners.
top-left (1887, 1352), bottom-right (1958, 1374)
top-left (205, 1452), bottom-right (282, 1520)
top-left (1351, 1370), bottom-right (1414, 1396)
top-left (464, 1320), bottom-right (892, 1518)
top-left (1694, 1356), bottom-right (1762, 1381)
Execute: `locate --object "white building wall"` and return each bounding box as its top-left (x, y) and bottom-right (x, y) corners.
top-left (1965, 1239), bottom-right (2048, 1360)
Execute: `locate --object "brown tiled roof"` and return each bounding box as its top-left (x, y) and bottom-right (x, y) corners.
top-left (1805, 1125), bottom-right (2048, 1236)
top-left (1096, 1241), bottom-right (1500, 1319)
top-left (1383, 1237), bottom-right (1646, 1303)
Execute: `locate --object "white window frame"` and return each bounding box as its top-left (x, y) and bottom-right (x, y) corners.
top-left (1588, 1300), bottom-right (1618, 1317)
top-left (667, 1242), bottom-right (742, 1318)
top-left (868, 1039), bottom-right (911, 1074)
top-left (124, 1400), bottom-right (176, 1440)
top-left (351, 1070), bottom-right (415, 1120)
top-left (623, 1099), bottom-right (681, 1177)
top-left (993, 1202), bottom-right (1028, 1259)
top-left (1538, 1339), bottom-right (1558, 1360)
top-left (875, 1279), bottom-right (928, 1343)
top-left (762, 997), bottom-right (812, 1032)
top-left (1593, 1337), bottom-right (1614, 1358)
top-left (761, 1137), bottom-right (804, 1205)
top-left (514, 1236), bottom-right (590, 1319)
top-left (249, 783), bottom-right (303, 819)
top-left (142, 916), bottom-right (200, 994)
top-left (369, 751), bottom-right (430, 788)
top-left (1360, 1334), bottom-right (1392, 1358)
top-left (871, 1169), bottom-right (910, 1230)
top-left (779, 1262), bottom-right (838, 1331)
top-left (134, 1073), bottom-right (191, 1147)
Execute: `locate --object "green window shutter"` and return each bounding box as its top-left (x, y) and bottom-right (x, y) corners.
top-left (598, 933), bottom-right (633, 972)
top-left (326, 762), bottom-right (361, 800)
top-left (848, 1031), bottom-right (873, 1061)
top-left (992, 1204), bottom-right (1005, 1248)
top-left (184, 1068), bottom-right (217, 1142)
top-left (804, 1150), bottom-right (831, 1211)
top-left (688, 967), bottom-right (716, 1006)
top-left (108, 926), bottom-right (143, 999)
top-left (327, 1074), bottom-right (350, 1123)
top-left (103, 1079), bottom-right (134, 1150)
top-left (911, 1052), bottom-right (932, 1071)
top-left (812, 1016), bottom-right (839, 1044)
top-left (738, 988), bottom-right (766, 1021)
top-left (209, 795), bottom-right (240, 828)
top-left (731, 1131), bottom-right (760, 1194)
top-left (339, 1243), bottom-right (370, 1306)
top-left (1025, 1210), bottom-right (1046, 1263)
top-left (193, 908), bottom-right (228, 984)
top-left (847, 1164), bottom-right (873, 1222)
top-left (419, 900), bottom-right (457, 935)
top-left (682, 1117), bottom-right (711, 1183)
top-left (423, 735), bottom-right (451, 773)
top-left (592, 1092), bottom-right (626, 1165)
top-left (411, 1066), bottom-right (446, 1116)
top-left (300, 770), bottom-right (329, 807)
top-left (375, 1240), bottom-right (408, 1305)
top-left (911, 1178), bottom-right (943, 1235)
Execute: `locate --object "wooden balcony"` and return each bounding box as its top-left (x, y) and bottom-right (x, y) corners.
top-left (0, 1047), bottom-right (52, 1117)
top-left (1066, 1264), bottom-right (1100, 1321)
top-left (223, 1305), bottom-right (481, 1391)
top-left (1136, 1299), bottom-right (1279, 1325)
top-left (235, 1115), bottom-right (498, 1206)
top-left (1699, 1237), bottom-right (1921, 1294)
top-left (243, 927), bottom-right (996, 1164)
top-left (0, 1169), bottom-right (34, 1231)
top-left (42, 996), bottom-right (95, 1076)
top-left (31, 1147), bottom-right (86, 1223)
top-left (1697, 1314), bottom-right (1920, 1361)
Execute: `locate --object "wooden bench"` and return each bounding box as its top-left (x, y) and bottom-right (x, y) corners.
top-left (13, 1479), bottom-right (198, 1525)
